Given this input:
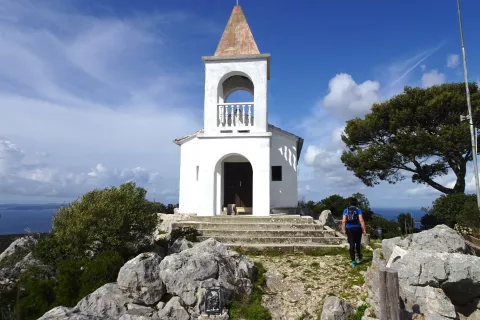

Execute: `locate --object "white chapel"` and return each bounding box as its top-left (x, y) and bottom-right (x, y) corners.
top-left (174, 5), bottom-right (304, 217)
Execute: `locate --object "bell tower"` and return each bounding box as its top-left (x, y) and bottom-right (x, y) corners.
top-left (202, 5), bottom-right (270, 135)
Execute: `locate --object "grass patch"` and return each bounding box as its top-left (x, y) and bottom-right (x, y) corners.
top-left (348, 304), bottom-right (369, 320)
top-left (310, 262), bottom-right (320, 268)
top-left (234, 247), bottom-right (287, 257)
top-left (304, 247), bottom-right (348, 257)
top-left (228, 262), bottom-right (272, 320)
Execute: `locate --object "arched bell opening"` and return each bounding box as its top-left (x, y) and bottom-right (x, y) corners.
top-left (217, 73), bottom-right (255, 128)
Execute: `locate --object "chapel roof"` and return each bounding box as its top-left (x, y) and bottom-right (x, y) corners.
top-left (214, 5), bottom-right (260, 57)
top-left (173, 124), bottom-right (304, 162)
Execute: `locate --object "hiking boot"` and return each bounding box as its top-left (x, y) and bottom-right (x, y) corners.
top-left (358, 254), bottom-right (363, 262)
top-left (351, 261), bottom-right (357, 268)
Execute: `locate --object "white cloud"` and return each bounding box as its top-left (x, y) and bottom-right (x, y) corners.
top-left (322, 73), bottom-right (381, 118)
top-left (0, 139), bottom-right (162, 198)
top-left (446, 54), bottom-right (460, 68)
top-left (0, 0), bottom-right (204, 203)
top-left (302, 146), bottom-right (364, 192)
top-left (421, 69), bottom-right (446, 87)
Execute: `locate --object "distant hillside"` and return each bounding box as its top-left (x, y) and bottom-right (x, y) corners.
top-left (0, 203), bottom-right (64, 211)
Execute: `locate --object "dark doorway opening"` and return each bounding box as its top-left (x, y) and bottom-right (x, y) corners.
top-left (223, 162), bottom-right (253, 208)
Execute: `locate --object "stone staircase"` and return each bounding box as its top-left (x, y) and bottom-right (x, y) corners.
top-left (171, 215), bottom-right (348, 252)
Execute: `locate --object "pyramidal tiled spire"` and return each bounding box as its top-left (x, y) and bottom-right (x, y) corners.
top-left (214, 5), bottom-right (260, 57)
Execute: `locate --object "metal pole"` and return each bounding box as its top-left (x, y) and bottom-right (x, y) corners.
top-left (457, 0), bottom-right (480, 211)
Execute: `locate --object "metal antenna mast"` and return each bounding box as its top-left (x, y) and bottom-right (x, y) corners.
top-left (457, 0), bottom-right (480, 211)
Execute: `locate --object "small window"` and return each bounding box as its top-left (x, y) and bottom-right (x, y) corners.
top-left (272, 166), bottom-right (282, 181)
top-left (196, 166), bottom-right (199, 181)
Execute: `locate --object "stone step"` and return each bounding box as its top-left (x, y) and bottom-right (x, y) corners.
top-left (180, 215), bottom-right (313, 224)
top-left (223, 243), bottom-right (345, 253)
top-left (197, 236), bottom-right (344, 245)
top-left (198, 229), bottom-right (336, 238)
top-left (173, 222), bottom-right (323, 231)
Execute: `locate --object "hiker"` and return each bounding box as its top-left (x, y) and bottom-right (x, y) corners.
top-left (342, 197), bottom-right (367, 267)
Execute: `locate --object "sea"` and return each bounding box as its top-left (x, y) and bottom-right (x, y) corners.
top-left (0, 204), bottom-right (427, 235)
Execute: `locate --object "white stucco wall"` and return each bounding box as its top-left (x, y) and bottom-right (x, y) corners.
top-left (178, 137), bottom-right (199, 214)
top-left (178, 133), bottom-right (272, 216)
top-left (269, 128), bottom-right (299, 208)
top-left (203, 57), bottom-right (268, 134)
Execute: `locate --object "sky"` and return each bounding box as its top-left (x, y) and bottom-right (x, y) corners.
top-left (1, 0), bottom-right (479, 209)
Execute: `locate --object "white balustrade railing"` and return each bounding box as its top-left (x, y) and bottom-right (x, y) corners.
top-left (217, 102), bottom-right (254, 128)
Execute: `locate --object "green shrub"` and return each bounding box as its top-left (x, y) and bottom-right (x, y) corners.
top-left (79, 251), bottom-right (124, 298)
top-left (13, 182), bottom-right (157, 319)
top-left (36, 182), bottom-right (157, 262)
top-left (15, 267), bottom-right (56, 320)
top-left (169, 227), bottom-right (200, 245)
top-left (348, 304), bottom-right (369, 320)
top-left (423, 193), bottom-right (480, 235)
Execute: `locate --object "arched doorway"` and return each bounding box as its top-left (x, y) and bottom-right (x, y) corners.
top-left (215, 154), bottom-right (253, 215)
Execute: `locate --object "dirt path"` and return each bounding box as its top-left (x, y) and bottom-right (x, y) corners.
top-left (247, 249), bottom-right (371, 320)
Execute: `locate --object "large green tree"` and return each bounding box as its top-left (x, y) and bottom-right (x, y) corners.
top-left (341, 83), bottom-right (480, 194)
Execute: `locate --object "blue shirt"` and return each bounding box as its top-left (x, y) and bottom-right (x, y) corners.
top-left (343, 206), bottom-right (363, 229)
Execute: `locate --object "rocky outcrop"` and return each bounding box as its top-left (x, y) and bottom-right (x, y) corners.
top-left (366, 225), bottom-right (480, 320)
top-left (40, 238), bottom-right (255, 320)
top-left (160, 238), bottom-right (255, 316)
top-left (381, 225), bottom-right (467, 260)
top-left (318, 210), bottom-right (336, 229)
top-left (0, 236), bottom-right (40, 292)
top-left (76, 283), bottom-right (129, 318)
top-left (117, 252), bottom-right (165, 305)
top-left (320, 296), bottom-right (355, 320)
top-left (168, 238), bottom-right (194, 255)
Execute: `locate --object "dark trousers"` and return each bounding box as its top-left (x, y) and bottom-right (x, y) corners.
top-left (346, 227), bottom-right (362, 261)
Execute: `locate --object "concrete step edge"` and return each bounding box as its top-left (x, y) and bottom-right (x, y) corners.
top-left (197, 236), bottom-right (342, 240)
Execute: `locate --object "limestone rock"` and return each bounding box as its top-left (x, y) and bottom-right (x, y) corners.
top-left (76, 283), bottom-right (128, 319)
top-left (381, 237), bottom-right (402, 261)
top-left (392, 250), bottom-right (480, 308)
top-left (321, 296), bottom-right (355, 320)
top-left (0, 236), bottom-right (37, 262)
top-left (157, 296), bottom-right (190, 320)
top-left (168, 238), bottom-right (194, 255)
top-left (382, 225), bottom-right (466, 261)
top-left (126, 303), bottom-right (155, 317)
top-left (318, 210), bottom-right (336, 229)
top-left (119, 315), bottom-right (154, 320)
top-left (38, 307), bottom-right (92, 320)
top-left (159, 238), bottom-right (253, 315)
top-left (117, 252), bottom-right (165, 305)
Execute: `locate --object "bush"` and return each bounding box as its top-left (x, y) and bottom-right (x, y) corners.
top-left (423, 193), bottom-right (480, 235)
top-left (420, 213), bottom-right (438, 230)
top-left (78, 251), bottom-right (124, 298)
top-left (169, 227), bottom-right (200, 245)
top-left (367, 215), bottom-right (401, 239)
top-left (15, 267), bottom-right (56, 320)
top-left (42, 182), bottom-right (157, 261)
top-left (14, 182), bottom-right (157, 319)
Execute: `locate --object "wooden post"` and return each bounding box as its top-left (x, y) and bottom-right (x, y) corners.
top-left (379, 267), bottom-right (400, 320)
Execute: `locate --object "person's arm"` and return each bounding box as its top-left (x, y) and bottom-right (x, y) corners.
top-left (342, 211), bottom-right (347, 234)
top-left (358, 209), bottom-right (367, 235)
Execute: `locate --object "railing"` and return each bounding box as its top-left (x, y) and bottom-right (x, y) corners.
top-left (217, 102), bottom-right (254, 128)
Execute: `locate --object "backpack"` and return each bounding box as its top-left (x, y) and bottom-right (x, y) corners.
top-left (346, 207), bottom-right (360, 224)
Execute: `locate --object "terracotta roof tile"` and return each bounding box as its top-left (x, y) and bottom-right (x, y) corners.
top-left (214, 5), bottom-right (260, 57)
